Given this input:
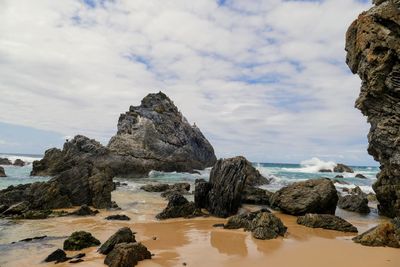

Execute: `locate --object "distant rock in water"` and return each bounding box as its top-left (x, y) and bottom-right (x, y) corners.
top-left (107, 91), bottom-right (217, 173)
top-left (0, 166), bottom-right (6, 177)
top-left (0, 158), bottom-right (12, 165)
top-left (13, 159), bottom-right (25, 167)
top-left (353, 217), bottom-right (400, 248)
top-left (345, 0), bottom-right (400, 218)
top-left (333, 163), bottom-right (353, 173)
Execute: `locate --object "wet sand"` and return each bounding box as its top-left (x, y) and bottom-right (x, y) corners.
top-left (0, 188), bottom-right (399, 267)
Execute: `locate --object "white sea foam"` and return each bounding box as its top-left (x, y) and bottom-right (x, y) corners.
top-left (298, 157), bottom-right (336, 173)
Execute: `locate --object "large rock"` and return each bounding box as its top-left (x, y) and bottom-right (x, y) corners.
top-left (345, 0), bottom-right (400, 218)
top-left (270, 178), bottom-right (338, 215)
top-left (195, 156), bottom-right (268, 218)
top-left (0, 166), bottom-right (6, 177)
top-left (104, 242), bottom-right (151, 267)
top-left (99, 227), bottom-right (136, 255)
top-left (333, 163), bottom-right (354, 173)
top-left (44, 249), bottom-right (68, 263)
top-left (0, 158), bottom-right (12, 165)
top-left (353, 217), bottom-right (400, 248)
top-left (241, 186), bottom-right (272, 205)
top-left (63, 231), bottom-right (101, 251)
top-left (156, 193), bottom-right (198, 220)
top-left (107, 92), bottom-right (217, 173)
top-left (297, 214), bottom-right (358, 233)
top-left (338, 187), bottom-right (370, 214)
top-left (13, 159), bottom-right (25, 167)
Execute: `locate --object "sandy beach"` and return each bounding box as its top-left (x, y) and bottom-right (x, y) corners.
top-left (1, 187), bottom-right (399, 267)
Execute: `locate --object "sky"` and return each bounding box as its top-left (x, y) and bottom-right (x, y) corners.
top-left (0, 0), bottom-right (377, 165)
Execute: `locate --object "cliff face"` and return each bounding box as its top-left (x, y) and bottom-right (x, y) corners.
top-left (345, 0), bottom-right (400, 217)
top-left (108, 92), bottom-right (217, 173)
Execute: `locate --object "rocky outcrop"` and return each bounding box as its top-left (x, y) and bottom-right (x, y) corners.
top-left (297, 214), bottom-right (358, 233)
top-left (99, 227), bottom-right (135, 255)
top-left (345, 0), bottom-right (400, 218)
top-left (194, 156), bottom-right (268, 218)
top-left (0, 158), bottom-right (12, 165)
top-left (63, 231), bottom-right (101, 251)
top-left (141, 182), bottom-right (191, 198)
top-left (13, 159), bottom-right (25, 167)
top-left (0, 166), bottom-right (6, 177)
top-left (104, 242), bottom-right (151, 267)
top-left (156, 193), bottom-right (199, 220)
top-left (270, 178), bottom-right (338, 216)
top-left (338, 187), bottom-right (370, 214)
top-left (241, 187), bottom-right (272, 205)
top-left (107, 92), bottom-right (216, 173)
top-left (224, 209), bottom-right (287, 240)
top-left (333, 163), bottom-right (354, 173)
top-left (353, 217), bottom-right (400, 248)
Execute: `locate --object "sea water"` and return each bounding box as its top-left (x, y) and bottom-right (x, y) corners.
top-left (0, 154), bottom-right (379, 194)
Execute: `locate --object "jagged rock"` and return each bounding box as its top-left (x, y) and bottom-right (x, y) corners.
top-left (297, 214), bottom-right (358, 232)
top-left (224, 209), bottom-right (287, 240)
top-left (105, 214), bottom-right (131, 221)
top-left (104, 242), bottom-right (151, 267)
top-left (196, 156), bottom-right (267, 218)
top-left (160, 183), bottom-right (191, 198)
top-left (345, 0), bottom-right (400, 218)
top-left (241, 186), bottom-right (272, 205)
top-left (99, 227), bottom-right (136, 255)
top-left (69, 205), bottom-right (99, 216)
top-left (334, 163), bottom-right (354, 173)
top-left (0, 166), bottom-right (6, 177)
top-left (270, 178), bottom-right (338, 216)
top-left (63, 231), bottom-right (101, 251)
top-left (353, 217), bottom-right (400, 248)
top-left (107, 92), bottom-right (217, 174)
top-left (156, 193), bottom-right (198, 220)
top-left (355, 173), bottom-right (367, 179)
top-left (13, 159), bottom-right (25, 167)
top-left (338, 186), bottom-right (370, 214)
top-left (194, 179), bottom-right (211, 209)
top-left (44, 249), bottom-right (68, 263)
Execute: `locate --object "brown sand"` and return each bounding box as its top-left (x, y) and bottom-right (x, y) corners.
top-left (0, 190), bottom-right (399, 267)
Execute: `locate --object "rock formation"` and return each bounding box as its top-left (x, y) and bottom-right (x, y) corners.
top-left (0, 158), bottom-right (12, 165)
top-left (13, 159), bottom-right (25, 167)
top-left (333, 163), bottom-right (354, 173)
top-left (345, 0), bottom-right (400, 217)
top-left (0, 166), bottom-right (6, 177)
top-left (104, 242), bottom-right (151, 267)
top-left (297, 214), bottom-right (358, 233)
top-left (338, 187), bottom-right (370, 214)
top-left (63, 231), bottom-right (101, 250)
top-left (353, 217), bottom-right (400, 248)
top-left (99, 227), bottom-right (136, 255)
top-left (270, 178), bottom-right (338, 216)
top-left (156, 193), bottom-right (199, 219)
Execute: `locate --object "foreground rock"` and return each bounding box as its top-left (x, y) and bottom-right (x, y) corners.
top-left (69, 205), bottom-right (99, 216)
top-left (195, 156), bottom-right (268, 218)
top-left (353, 217), bottom-right (400, 248)
top-left (44, 249), bottom-right (68, 263)
top-left (105, 214), bottom-right (131, 221)
top-left (270, 178), bottom-right (338, 215)
top-left (224, 209), bottom-right (287, 240)
top-left (156, 193), bottom-right (198, 220)
top-left (0, 166), bottom-right (6, 177)
top-left (338, 186), bottom-right (370, 214)
top-left (345, 0), bottom-right (400, 218)
top-left (297, 214), bottom-right (358, 233)
top-left (63, 231), bottom-right (101, 250)
top-left (99, 227), bottom-right (135, 255)
top-left (333, 163), bottom-right (354, 173)
top-left (104, 242), bottom-right (151, 267)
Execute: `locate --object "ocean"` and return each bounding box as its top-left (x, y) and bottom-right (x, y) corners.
top-left (0, 154), bottom-right (379, 194)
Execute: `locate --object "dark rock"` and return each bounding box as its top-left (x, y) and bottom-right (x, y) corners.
top-left (2, 201), bottom-right (30, 215)
top-left (353, 217), bottom-right (400, 248)
top-left (158, 183), bottom-right (191, 198)
top-left (334, 164), bottom-right (354, 173)
top-left (270, 178), bottom-right (338, 216)
top-left (99, 227), bottom-right (136, 255)
top-left (320, 169), bottom-right (332, 173)
top-left (338, 187), bottom-right (370, 214)
top-left (104, 242), bottom-right (152, 267)
top-left (0, 158), bottom-right (12, 165)
top-left (13, 159), bottom-right (25, 167)
top-left (332, 179), bottom-right (350, 185)
top-left (224, 209), bottom-right (271, 230)
top-left (335, 175), bottom-right (344, 178)
top-left (72, 253), bottom-right (86, 259)
top-left (241, 186), bottom-right (272, 205)
top-left (141, 183), bottom-right (170, 192)
top-left (345, 0), bottom-right (400, 218)
top-left (105, 214), bottom-right (131, 221)
top-left (355, 173), bottom-right (367, 179)
top-left (156, 193), bottom-right (198, 220)
top-left (0, 166), bottom-right (6, 177)
top-left (212, 223), bottom-right (225, 228)
top-left (44, 249), bottom-right (68, 263)
top-left (69, 259), bottom-right (84, 263)
top-left (194, 179), bottom-right (211, 209)
top-left (63, 231), bottom-right (101, 251)
top-left (297, 214), bottom-right (358, 232)
top-left (0, 204), bottom-right (9, 213)
top-left (20, 209), bottom-right (51, 219)
top-left (69, 205), bottom-right (99, 216)
top-left (19, 235), bottom-right (47, 242)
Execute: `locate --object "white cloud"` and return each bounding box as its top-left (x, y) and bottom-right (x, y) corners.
top-left (0, 0), bottom-right (374, 164)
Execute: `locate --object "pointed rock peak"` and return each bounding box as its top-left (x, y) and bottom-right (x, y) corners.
top-left (133, 91), bottom-right (179, 115)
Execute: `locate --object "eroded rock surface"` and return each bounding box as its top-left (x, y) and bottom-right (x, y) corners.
top-left (99, 227), bottom-right (135, 255)
top-left (297, 214), bottom-right (358, 233)
top-left (104, 242), bottom-right (151, 267)
top-left (353, 217), bottom-right (400, 248)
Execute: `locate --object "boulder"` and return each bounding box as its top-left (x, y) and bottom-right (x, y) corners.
top-left (297, 214), bottom-right (358, 232)
top-left (13, 159), bottom-right (25, 167)
top-left (105, 214), bottom-right (131, 221)
top-left (335, 175), bottom-right (344, 178)
top-left (140, 183), bottom-right (170, 192)
top-left (224, 209), bottom-right (287, 240)
top-left (104, 242), bottom-right (151, 267)
top-left (44, 249), bottom-right (68, 263)
top-left (355, 173), bottom-right (367, 179)
top-left (270, 178), bottom-right (338, 216)
top-left (69, 205), bottom-right (99, 216)
top-left (63, 231), bottom-right (101, 251)
top-left (353, 217), bottom-right (400, 248)
top-left (0, 166), bottom-right (6, 177)
top-left (156, 193), bottom-right (198, 220)
top-left (241, 186), bottom-right (272, 205)
top-left (333, 163), bottom-right (354, 173)
top-left (194, 179), bottom-right (211, 209)
top-left (345, 0), bottom-right (400, 218)
top-left (338, 187), bottom-right (370, 214)
top-left (0, 158), bottom-right (12, 165)
top-left (99, 227), bottom-right (136, 255)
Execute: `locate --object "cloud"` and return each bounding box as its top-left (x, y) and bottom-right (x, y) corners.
top-left (0, 0), bottom-right (374, 165)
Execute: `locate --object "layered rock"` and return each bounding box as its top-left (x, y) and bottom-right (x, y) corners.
top-left (353, 217), bottom-right (400, 248)
top-left (297, 214), bottom-right (358, 233)
top-left (107, 92), bottom-right (217, 173)
top-left (270, 178), bottom-right (338, 216)
top-left (345, 0), bottom-right (400, 217)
